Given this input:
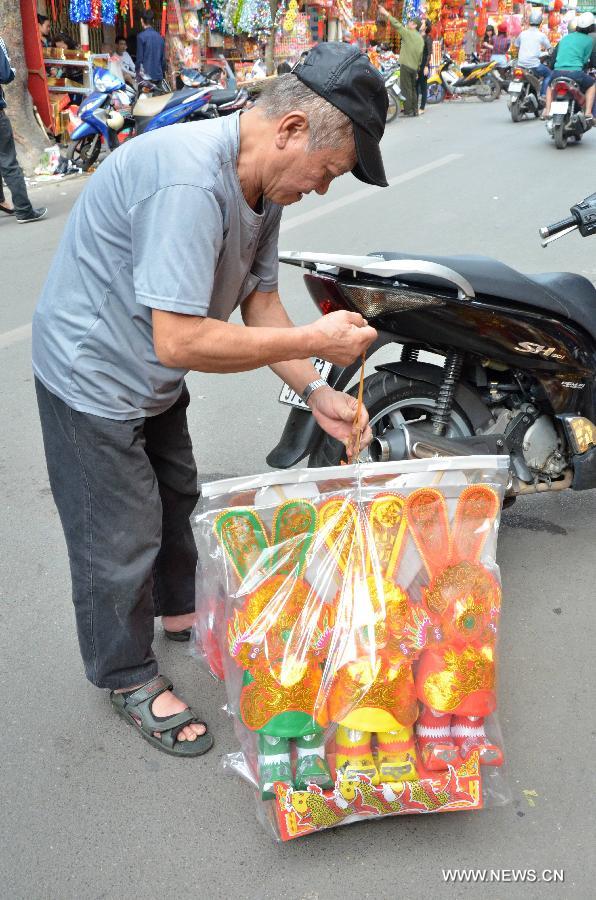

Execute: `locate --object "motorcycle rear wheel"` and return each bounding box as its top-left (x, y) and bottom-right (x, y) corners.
top-left (308, 372), bottom-right (473, 467)
top-left (66, 134), bottom-right (101, 171)
top-left (386, 90), bottom-right (399, 123)
top-left (509, 99), bottom-right (523, 122)
top-left (479, 75), bottom-right (501, 102)
top-left (426, 82), bottom-right (445, 104)
top-left (554, 123), bottom-right (568, 149)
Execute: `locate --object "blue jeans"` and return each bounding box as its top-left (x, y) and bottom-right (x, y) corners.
top-left (549, 69), bottom-right (595, 95)
top-left (532, 63), bottom-right (552, 95)
top-left (35, 378), bottom-right (199, 689)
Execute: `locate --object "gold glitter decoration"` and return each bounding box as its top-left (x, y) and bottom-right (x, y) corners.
top-left (330, 660), bottom-right (418, 727)
top-left (319, 498), bottom-right (361, 575)
top-left (240, 665), bottom-right (326, 731)
top-left (368, 494), bottom-right (408, 581)
top-left (271, 501), bottom-right (317, 576)
top-left (214, 509), bottom-right (269, 580)
top-left (423, 646), bottom-right (495, 712)
top-left (405, 489), bottom-right (451, 578)
top-left (451, 485), bottom-right (500, 565)
top-left (424, 561), bottom-right (500, 627)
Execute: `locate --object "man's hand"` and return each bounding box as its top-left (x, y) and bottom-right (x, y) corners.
top-left (378, 5), bottom-right (390, 19)
top-left (308, 386), bottom-right (372, 460)
top-left (307, 311), bottom-right (377, 366)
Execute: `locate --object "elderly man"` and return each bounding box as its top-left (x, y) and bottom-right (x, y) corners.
top-left (32, 44), bottom-right (388, 757)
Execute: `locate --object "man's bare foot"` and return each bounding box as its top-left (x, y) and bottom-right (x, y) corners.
top-left (114, 682), bottom-right (206, 743)
top-left (0, 201), bottom-right (14, 213)
top-left (162, 612), bottom-right (196, 634)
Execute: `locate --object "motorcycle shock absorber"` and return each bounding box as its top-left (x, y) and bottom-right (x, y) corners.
top-left (401, 345), bottom-right (420, 363)
top-left (431, 349), bottom-right (464, 435)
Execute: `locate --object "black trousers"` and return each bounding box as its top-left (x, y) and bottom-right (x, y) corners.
top-left (0, 110), bottom-right (33, 215)
top-left (400, 65), bottom-right (418, 116)
top-left (35, 378), bottom-right (199, 689)
top-left (417, 71), bottom-right (429, 110)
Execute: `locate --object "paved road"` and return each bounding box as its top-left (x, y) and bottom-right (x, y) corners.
top-left (1, 100), bottom-right (595, 900)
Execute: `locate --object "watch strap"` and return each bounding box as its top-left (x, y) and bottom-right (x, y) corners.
top-left (301, 378), bottom-right (328, 404)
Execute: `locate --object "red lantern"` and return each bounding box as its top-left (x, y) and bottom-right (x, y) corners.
top-left (548, 11), bottom-right (559, 29)
top-left (554, 0), bottom-right (563, 9)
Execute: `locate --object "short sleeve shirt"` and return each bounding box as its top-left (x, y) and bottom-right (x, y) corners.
top-left (32, 114), bottom-right (282, 420)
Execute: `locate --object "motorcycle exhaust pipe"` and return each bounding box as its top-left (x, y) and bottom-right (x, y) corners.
top-left (370, 425), bottom-right (479, 462)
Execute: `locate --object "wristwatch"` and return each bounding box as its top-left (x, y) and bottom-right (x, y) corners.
top-left (301, 379), bottom-right (328, 405)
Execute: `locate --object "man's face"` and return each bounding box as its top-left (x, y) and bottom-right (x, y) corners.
top-left (116, 40), bottom-right (127, 55)
top-left (262, 123), bottom-right (357, 206)
top-left (408, 21), bottom-right (418, 30)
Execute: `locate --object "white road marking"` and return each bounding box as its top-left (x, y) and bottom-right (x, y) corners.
top-left (280, 153), bottom-right (463, 234)
top-left (0, 153), bottom-right (463, 348)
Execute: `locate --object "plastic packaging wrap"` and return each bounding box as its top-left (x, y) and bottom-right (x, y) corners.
top-left (194, 457), bottom-right (511, 840)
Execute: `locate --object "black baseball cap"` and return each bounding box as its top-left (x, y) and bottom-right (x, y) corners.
top-left (293, 42), bottom-right (389, 188)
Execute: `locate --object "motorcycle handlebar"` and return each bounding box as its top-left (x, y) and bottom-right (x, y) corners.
top-left (539, 216), bottom-right (577, 239)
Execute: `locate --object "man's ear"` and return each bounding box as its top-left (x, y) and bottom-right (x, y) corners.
top-left (275, 111), bottom-right (309, 149)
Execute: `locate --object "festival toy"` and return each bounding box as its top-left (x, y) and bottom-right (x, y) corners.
top-left (319, 494), bottom-right (419, 785)
top-left (196, 457), bottom-right (509, 840)
top-left (215, 499), bottom-right (333, 799)
top-left (405, 485), bottom-right (503, 770)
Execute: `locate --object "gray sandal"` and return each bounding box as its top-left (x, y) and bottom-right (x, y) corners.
top-left (110, 675), bottom-right (213, 757)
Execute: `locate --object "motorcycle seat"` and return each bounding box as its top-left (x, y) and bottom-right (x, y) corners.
top-left (461, 63), bottom-right (485, 74)
top-left (208, 89), bottom-right (240, 106)
top-left (373, 252), bottom-right (596, 338)
top-left (133, 92), bottom-right (172, 117)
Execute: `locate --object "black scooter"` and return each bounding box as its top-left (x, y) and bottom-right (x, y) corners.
top-left (268, 192), bottom-right (596, 500)
top-left (507, 64), bottom-right (544, 121)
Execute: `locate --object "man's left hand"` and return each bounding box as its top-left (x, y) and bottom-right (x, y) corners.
top-left (308, 386), bottom-right (372, 460)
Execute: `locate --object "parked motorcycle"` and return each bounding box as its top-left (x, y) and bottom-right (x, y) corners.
top-left (507, 65), bottom-right (544, 121)
top-left (269, 191), bottom-right (596, 501)
top-left (545, 75), bottom-right (592, 148)
top-left (384, 66), bottom-right (403, 123)
top-left (65, 67), bottom-right (242, 171)
top-left (427, 52), bottom-right (501, 103)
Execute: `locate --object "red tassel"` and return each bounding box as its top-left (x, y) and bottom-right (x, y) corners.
top-left (161, 2), bottom-right (167, 37)
top-left (130, 4), bottom-right (134, 27)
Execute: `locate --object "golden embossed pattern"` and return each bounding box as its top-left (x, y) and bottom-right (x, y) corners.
top-left (423, 646), bottom-right (495, 712)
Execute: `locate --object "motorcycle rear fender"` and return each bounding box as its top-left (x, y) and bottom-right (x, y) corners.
top-left (265, 352), bottom-right (493, 469)
top-left (71, 121), bottom-right (100, 141)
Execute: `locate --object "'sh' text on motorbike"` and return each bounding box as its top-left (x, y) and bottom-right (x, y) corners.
top-left (270, 192), bottom-right (596, 501)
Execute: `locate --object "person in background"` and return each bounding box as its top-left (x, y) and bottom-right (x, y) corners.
top-left (115, 35), bottom-right (136, 83)
top-left (378, 6), bottom-right (424, 116)
top-left (514, 9), bottom-right (551, 97)
top-left (38, 14), bottom-right (51, 48)
top-left (479, 24), bottom-right (495, 62)
top-left (491, 22), bottom-right (510, 65)
top-left (543, 11), bottom-right (596, 119)
top-left (0, 36), bottom-right (47, 222)
top-left (49, 32), bottom-right (84, 106)
top-left (417, 18), bottom-right (433, 115)
top-left (136, 9), bottom-right (166, 86)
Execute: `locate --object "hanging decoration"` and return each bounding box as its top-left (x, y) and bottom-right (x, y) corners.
top-left (402, 0), bottom-right (422, 24)
top-left (207, 0), bottom-right (227, 32)
top-left (69, 0), bottom-right (92, 23)
top-left (238, 0), bottom-right (273, 37)
top-left (101, 0), bottom-right (117, 26)
top-left (284, 0), bottom-right (299, 32)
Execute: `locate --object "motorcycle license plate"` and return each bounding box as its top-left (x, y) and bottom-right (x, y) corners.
top-left (551, 101), bottom-right (569, 114)
top-left (508, 82), bottom-right (523, 93)
top-left (279, 359), bottom-right (332, 409)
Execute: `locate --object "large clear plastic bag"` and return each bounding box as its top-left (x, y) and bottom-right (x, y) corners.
top-left (194, 456), bottom-right (510, 840)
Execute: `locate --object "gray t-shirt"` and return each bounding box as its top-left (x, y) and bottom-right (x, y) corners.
top-left (515, 28), bottom-right (551, 68)
top-left (32, 113), bottom-right (282, 420)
